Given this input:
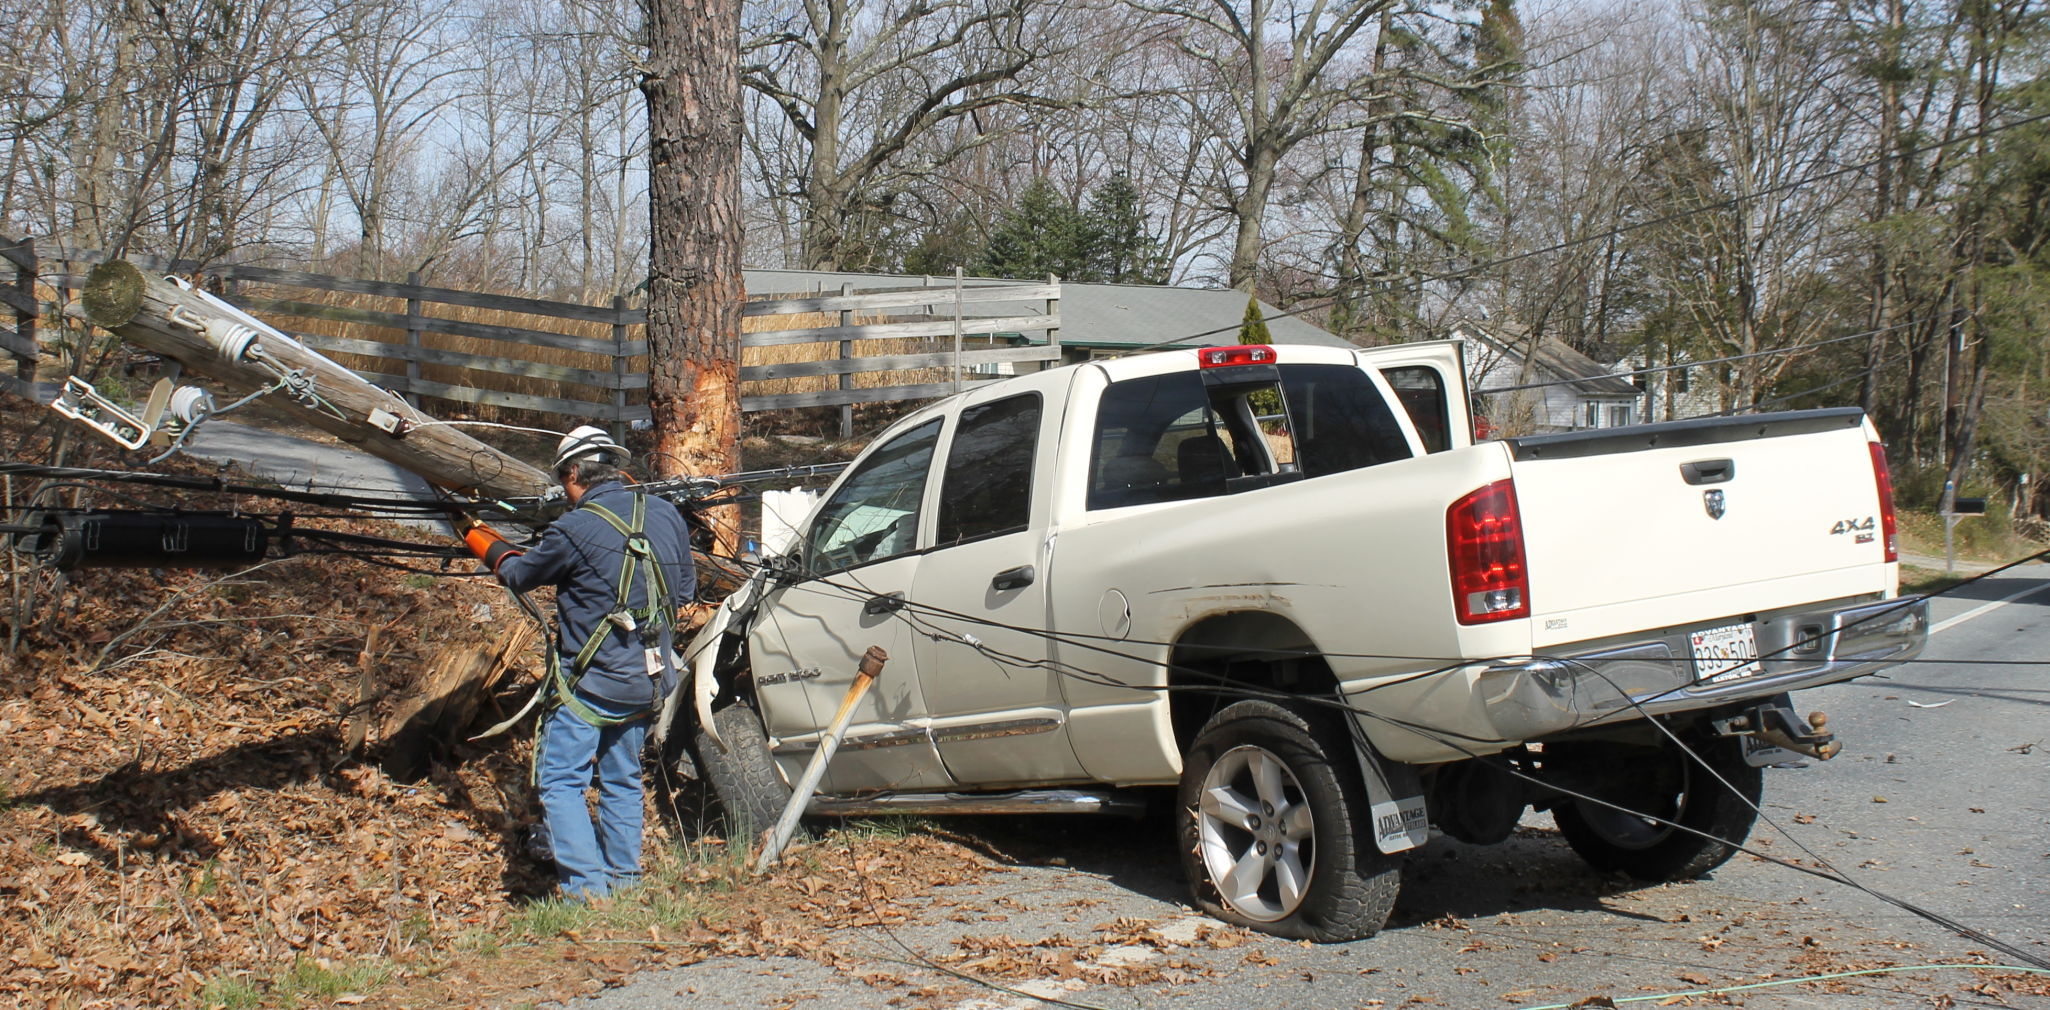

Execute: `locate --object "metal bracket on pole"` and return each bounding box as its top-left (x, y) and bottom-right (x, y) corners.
top-left (754, 645), bottom-right (889, 874)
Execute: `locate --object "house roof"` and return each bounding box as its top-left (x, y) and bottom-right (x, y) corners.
top-left (1455, 319), bottom-right (1638, 398)
top-left (743, 269), bottom-right (1352, 350)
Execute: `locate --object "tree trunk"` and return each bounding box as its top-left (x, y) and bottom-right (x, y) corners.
top-left (641, 0), bottom-right (744, 486)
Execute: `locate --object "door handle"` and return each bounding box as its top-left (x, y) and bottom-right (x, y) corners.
top-left (863, 592), bottom-right (905, 616)
top-left (1680, 458), bottom-right (1736, 485)
top-left (990, 565), bottom-right (1035, 591)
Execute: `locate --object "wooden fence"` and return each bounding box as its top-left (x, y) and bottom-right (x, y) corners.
top-left (0, 236), bottom-right (50, 402)
top-left (7, 241), bottom-right (1061, 437)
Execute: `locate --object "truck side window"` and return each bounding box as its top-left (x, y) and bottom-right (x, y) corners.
top-left (935, 393), bottom-right (1041, 547)
top-left (1380, 365), bottom-right (1451, 453)
top-left (1281, 364), bottom-right (1415, 475)
top-left (1089, 372), bottom-right (1212, 510)
top-left (803, 419), bottom-right (941, 576)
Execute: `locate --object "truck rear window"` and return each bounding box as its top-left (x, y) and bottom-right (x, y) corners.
top-left (1087, 364), bottom-right (1411, 510)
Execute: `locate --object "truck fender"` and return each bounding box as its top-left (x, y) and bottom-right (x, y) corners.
top-left (652, 594), bottom-right (740, 751)
top-left (1347, 723), bottom-right (1430, 854)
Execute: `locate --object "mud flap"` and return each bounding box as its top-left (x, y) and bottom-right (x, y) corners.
top-left (1342, 711), bottom-right (1429, 854)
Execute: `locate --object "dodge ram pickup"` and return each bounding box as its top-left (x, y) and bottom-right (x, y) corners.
top-left (673, 341), bottom-right (1928, 941)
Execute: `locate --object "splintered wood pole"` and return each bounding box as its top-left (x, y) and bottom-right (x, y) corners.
top-left (75, 259), bottom-right (552, 504)
top-left (754, 645), bottom-right (889, 874)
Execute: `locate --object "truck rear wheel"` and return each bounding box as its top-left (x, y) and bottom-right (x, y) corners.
top-left (1550, 736), bottom-right (1761, 882)
top-left (1177, 700), bottom-right (1401, 941)
top-left (694, 699), bottom-right (792, 841)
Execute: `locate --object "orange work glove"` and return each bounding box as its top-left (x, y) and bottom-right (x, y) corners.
top-left (456, 516), bottom-right (522, 573)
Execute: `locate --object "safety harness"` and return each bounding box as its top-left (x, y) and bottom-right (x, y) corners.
top-left (544, 494), bottom-right (680, 730)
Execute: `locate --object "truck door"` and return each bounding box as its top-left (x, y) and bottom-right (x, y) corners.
top-left (910, 383), bottom-right (1086, 785)
top-left (749, 418), bottom-right (954, 794)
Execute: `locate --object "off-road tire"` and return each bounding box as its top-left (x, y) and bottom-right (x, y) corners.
top-left (1177, 700), bottom-right (1402, 942)
top-left (693, 699), bottom-right (791, 840)
top-left (1551, 735), bottom-right (1762, 882)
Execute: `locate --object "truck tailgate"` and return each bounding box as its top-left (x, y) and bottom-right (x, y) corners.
top-left (1507, 408), bottom-right (1893, 648)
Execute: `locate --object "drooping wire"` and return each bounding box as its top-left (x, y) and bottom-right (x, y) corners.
top-left (692, 544), bottom-right (2050, 968)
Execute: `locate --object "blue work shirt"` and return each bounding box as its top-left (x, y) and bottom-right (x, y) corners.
top-left (496, 480), bottom-right (696, 708)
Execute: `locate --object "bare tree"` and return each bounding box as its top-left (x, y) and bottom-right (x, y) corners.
top-left (1138, 0), bottom-right (1399, 291)
top-left (294, 0), bottom-right (470, 279)
top-left (1635, 0), bottom-right (1860, 409)
top-left (743, 0), bottom-right (1084, 270)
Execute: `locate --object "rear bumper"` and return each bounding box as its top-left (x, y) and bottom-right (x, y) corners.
top-left (1474, 595), bottom-right (1929, 742)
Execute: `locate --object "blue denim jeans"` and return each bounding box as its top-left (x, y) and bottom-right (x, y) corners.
top-left (535, 693), bottom-right (649, 898)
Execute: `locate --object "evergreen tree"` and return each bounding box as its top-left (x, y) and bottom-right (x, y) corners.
top-left (975, 178), bottom-right (1090, 280)
top-left (1083, 173), bottom-right (1168, 284)
top-left (1238, 295), bottom-right (1273, 344)
top-left (1239, 296), bottom-right (1280, 415)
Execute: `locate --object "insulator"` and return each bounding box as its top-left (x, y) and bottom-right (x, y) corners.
top-left (201, 319), bottom-right (261, 361)
top-left (168, 385), bottom-right (214, 425)
top-left (20, 511), bottom-right (269, 570)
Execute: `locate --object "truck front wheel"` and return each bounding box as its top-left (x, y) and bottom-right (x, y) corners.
top-left (694, 699), bottom-right (792, 841)
top-left (1177, 700), bottom-right (1401, 941)
top-left (1549, 735), bottom-right (1761, 882)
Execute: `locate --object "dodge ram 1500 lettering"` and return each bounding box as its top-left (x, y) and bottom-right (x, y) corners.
top-left (671, 341), bottom-right (1927, 941)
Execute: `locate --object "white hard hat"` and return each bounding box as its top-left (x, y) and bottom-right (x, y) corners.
top-left (555, 425), bottom-right (629, 469)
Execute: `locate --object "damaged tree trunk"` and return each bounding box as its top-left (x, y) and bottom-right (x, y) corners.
top-left (75, 259), bottom-right (552, 504)
top-left (640, 0), bottom-right (744, 491)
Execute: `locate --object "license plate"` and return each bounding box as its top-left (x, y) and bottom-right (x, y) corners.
top-left (1691, 622), bottom-right (1760, 682)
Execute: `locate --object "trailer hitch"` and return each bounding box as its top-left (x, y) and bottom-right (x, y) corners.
top-left (1714, 693), bottom-right (1841, 765)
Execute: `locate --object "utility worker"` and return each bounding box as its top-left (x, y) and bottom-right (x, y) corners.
top-left (459, 426), bottom-right (695, 898)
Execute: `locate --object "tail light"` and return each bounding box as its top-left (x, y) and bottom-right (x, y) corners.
top-left (1868, 441), bottom-right (1899, 563)
top-left (1198, 345), bottom-right (1276, 368)
top-left (1447, 479), bottom-right (1530, 624)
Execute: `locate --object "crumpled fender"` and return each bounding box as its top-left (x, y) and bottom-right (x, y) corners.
top-left (653, 568), bottom-right (767, 752)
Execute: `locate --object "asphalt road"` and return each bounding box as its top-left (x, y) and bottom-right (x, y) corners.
top-left (551, 565), bottom-right (2050, 1010)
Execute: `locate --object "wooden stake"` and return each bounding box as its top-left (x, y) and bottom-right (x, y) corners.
top-left (754, 645), bottom-right (888, 874)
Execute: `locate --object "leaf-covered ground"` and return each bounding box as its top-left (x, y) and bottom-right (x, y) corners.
top-left (0, 398), bottom-right (984, 1008)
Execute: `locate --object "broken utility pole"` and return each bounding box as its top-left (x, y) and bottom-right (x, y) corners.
top-left (74, 259), bottom-right (552, 506)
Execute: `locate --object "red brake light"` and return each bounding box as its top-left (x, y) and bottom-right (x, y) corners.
top-left (1868, 441), bottom-right (1898, 563)
top-left (1448, 479), bottom-right (1530, 624)
top-left (1199, 345), bottom-right (1277, 368)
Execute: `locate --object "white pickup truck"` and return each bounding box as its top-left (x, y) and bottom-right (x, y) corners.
top-left (675, 341), bottom-right (1927, 941)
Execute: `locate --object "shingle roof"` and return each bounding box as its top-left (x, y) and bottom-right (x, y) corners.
top-left (743, 269), bottom-right (1352, 350)
top-left (1456, 319), bottom-right (1638, 398)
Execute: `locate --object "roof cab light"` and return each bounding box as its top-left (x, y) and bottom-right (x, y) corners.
top-left (1447, 479), bottom-right (1531, 624)
top-left (1868, 440), bottom-right (1899, 563)
top-left (1198, 345), bottom-right (1277, 368)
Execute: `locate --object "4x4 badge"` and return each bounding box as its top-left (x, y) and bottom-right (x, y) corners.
top-left (1704, 489), bottom-right (1727, 520)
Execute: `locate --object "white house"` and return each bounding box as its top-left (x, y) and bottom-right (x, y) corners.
top-left (1452, 319), bottom-right (1640, 435)
top-left (1618, 348), bottom-right (1723, 422)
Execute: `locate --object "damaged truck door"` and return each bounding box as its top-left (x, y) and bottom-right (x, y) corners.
top-left (692, 340), bottom-right (1928, 943)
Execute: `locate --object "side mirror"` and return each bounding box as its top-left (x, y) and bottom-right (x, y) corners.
top-left (763, 550), bottom-right (804, 582)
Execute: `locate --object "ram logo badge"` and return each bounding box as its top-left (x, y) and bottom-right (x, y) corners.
top-left (1704, 489), bottom-right (1727, 520)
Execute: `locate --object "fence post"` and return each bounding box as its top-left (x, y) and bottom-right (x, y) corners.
top-left (611, 294), bottom-right (630, 442)
top-left (952, 267), bottom-right (964, 394)
top-left (403, 271), bottom-right (424, 407)
top-left (10, 237), bottom-right (32, 387)
top-left (838, 282), bottom-right (854, 440)
top-left (1046, 273), bottom-right (1061, 368)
